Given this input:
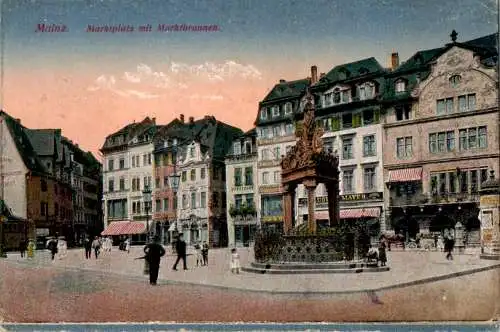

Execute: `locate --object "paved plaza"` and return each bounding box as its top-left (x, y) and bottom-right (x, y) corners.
top-left (5, 245), bottom-right (500, 294)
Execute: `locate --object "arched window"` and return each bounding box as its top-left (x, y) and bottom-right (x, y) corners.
top-left (449, 74), bottom-right (461, 88)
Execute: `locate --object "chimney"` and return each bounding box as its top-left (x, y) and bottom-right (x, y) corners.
top-left (390, 52), bottom-right (399, 70)
top-left (16, 118), bottom-right (21, 124)
top-left (320, 73), bottom-right (325, 78)
top-left (311, 65), bottom-right (318, 84)
top-left (152, 117), bottom-right (156, 124)
top-left (180, 114), bottom-right (184, 123)
top-left (189, 116), bottom-right (194, 124)
top-left (279, 79), bottom-right (286, 83)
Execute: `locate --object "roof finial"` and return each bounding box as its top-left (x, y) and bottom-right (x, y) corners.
top-left (450, 30), bottom-right (458, 43)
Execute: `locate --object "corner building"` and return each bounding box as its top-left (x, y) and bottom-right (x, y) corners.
top-left (383, 32), bottom-right (499, 243)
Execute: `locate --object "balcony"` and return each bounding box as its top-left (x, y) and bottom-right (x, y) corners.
top-left (229, 204), bottom-right (257, 218)
top-left (389, 192), bottom-right (480, 207)
top-left (257, 159), bottom-right (281, 168)
top-left (231, 185), bottom-right (254, 192)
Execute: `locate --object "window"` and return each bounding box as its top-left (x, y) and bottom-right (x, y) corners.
top-left (470, 170), bottom-right (478, 192)
top-left (143, 176), bottom-right (149, 190)
top-left (163, 198), bottom-right (169, 211)
top-left (271, 106), bottom-right (280, 117)
top-left (260, 108), bottom-right (268, 120)
top-left (234, 194), bottom-right (243, 208)
top-left (200, 168), bottom-right (206, 179)
top-left (234, 168), bottom-right (242, 186)
top-left (449, 172), bottom-right (457, 193)
top-left (119, 178), bottom-right (125, 191)
top-left (190, 169), bottom-right (196, 181)
top-left (342, 137), bottom-right (353, 159)
top-left (273, 146), bottom-right (281, 160)
top-left (261, 149), bottom-right (270, 161)
top-left (459, 171), bottom-right (468, 193)
top-left (285, 123), bottom-right (294, 135)
top-left (446, 131), bottom-right (455, 151)
top-left (362, 110), bottom-right (374, 125)
top-left (395, 80), bottom-right (406, 93)
top-left (131, 156), bottom-right (135, 168)
top-left (155, 199), bottom-right (161, 212)
top-left (358, 84), bottom-right (374, 100)
top-left (439, 173), bottom-right (446, 193)
top-left (233, 142), bottom-right (241, 155)
top-left (189, 147), bottom-right (195, 158)
top-left (437, 98), bottom-right (454, 115)
top-left (324, 92), bottom-right (333, 107)
top-left (182, 194), bottom-right (188, 209)
top-left (262, 172), bottom-right (269, 184)
top-left (155, 177), bottom-right (160, 188)
top-left (273, 126), bottom-right (281, 137)
top-left (143, 154), bottom-right (147, 166)
top-left (108, 179), bottom-right (114, 192)
top-left (396, 137), bottom-right (412, 159)
top-left (191, 193), bottom-right (196, 209)
top-left (273, 171), bottom-right (280, 183)
top-left (342, 113), bottom-right (352, 129)
top-left (181, 171), bottom-right (187, 182)
top-left (148, 153), bottom-right (152, 165)
top-left (119, 158), bottom-right (125, 169)
top-left (363, 167), bottom-right (376, 192)
top-left (261, 195), bottom-right (283, 216)
top-left (334, 90), bottom-right (349, 104)
top-left (480, 169), bottom-right (488, 185)
top-left (342, 170), bottom-right (354, 193)
top-left (449, 75), bottom-right (461, 88)
top-left (41, 179), bottom-right (47, 192)
top-left (458, 94), bottom-right (476, 112)
top-left (108, 159), bottom-right (114, 171)
top-left (395, 105), bottom-right (411, 121)
top-left (163, 176), bottom-right (169, 187)
top-left (200, 192), bottom-right (206, 208)
top-left (284, 102), bottom-right (293, 115)
top-left (244, 167), bottom-right (253, 186)
top-left (286, 145), bottom-right (293, 154)
top-left (459, 126), bottom-right (487, 150)
top-left (363, 135), bottom-right (376, 157)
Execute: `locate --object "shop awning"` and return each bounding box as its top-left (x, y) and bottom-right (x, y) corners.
top-left (315, 208), bottom-right (380, 220)
top-left (387, 168), bottom-right (423, 183)
top-left (101, 221), bottom-right (146, 236)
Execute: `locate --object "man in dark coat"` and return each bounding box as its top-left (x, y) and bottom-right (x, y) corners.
top-left (19, 239), bottom-right (27, 258)
top-left (143, 236), bottom-right (166, 285)
top-left (202, 241), bottom-right (209, 266)
top-left (172, 233), bottom-right (187, 271)
top-left (84, 236), bottom-right (92, 259)
top-left (47, 237), bottom-right (58, 260)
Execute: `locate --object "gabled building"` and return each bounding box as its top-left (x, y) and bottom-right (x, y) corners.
top-left (255, 75), bottom-right (310, 232)
top-left (305, 58), bottom-right (387, 235)
top-left (100, 117), bottom-right (156, 243)
top-left (225, 128), bottom-right (258, 247)
top-left (176, 115), bottom-right (243, 247)
top-left (383, 31), bottom-right (499, 242)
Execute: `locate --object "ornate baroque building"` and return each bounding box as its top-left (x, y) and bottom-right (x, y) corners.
top-left (383, 31), bottom-right (499, 242)
top-left (225, 129), bottom-right (259, 247)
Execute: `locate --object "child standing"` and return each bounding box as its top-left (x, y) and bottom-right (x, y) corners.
top-left (230, 248), bottom-right (241, 274)
top-left (194, 242), bottom-right (203, 266)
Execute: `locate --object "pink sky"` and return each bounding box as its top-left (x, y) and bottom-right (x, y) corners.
top-left (3, 62), bottom-right (304, 158)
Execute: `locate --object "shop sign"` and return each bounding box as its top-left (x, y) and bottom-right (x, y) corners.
top-left (298, 192), bottom-right (383, 206)
top-left (36, 228), bottom-right (50, 236)
top-left (480, 195), bottom-right (499, 207)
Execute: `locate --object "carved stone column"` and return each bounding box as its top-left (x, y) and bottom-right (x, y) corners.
top-left (283, 184), bottom-right (297, 234)
top-left (326, 182), bottom-right (339, 227)
top-left (304, 179), bottom-right (317, 234)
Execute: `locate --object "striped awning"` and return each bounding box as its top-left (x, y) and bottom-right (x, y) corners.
top-left (387, 168), bottom-right (423, 183)
top-left (101, 221), bottom-right (146, 236)
top-left (315, 208), bottom-right (380, 220)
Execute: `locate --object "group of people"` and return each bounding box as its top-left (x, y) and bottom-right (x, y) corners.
top-left (83, 236), bottom-right (108, 259)
top-left (46, 236), bottom-right (68, 260)
top-left (366, 238), bottom-right (388, 267)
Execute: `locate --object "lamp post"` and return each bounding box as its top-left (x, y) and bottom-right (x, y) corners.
top-left (143, 185), bottom-right (152, 242)
top-left (168, 153), bottom-right (181, 243)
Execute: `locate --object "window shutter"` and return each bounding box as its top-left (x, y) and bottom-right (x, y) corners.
top-left (353, 113), bottom-right (361, 128)
top-left (373, 109), bottom-right (380, 123)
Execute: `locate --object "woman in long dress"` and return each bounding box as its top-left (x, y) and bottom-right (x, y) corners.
top-left (230, 248), bottom-right (241, 274)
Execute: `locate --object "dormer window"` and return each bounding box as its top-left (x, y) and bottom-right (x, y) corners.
top-left (395, 79), bottom-right (406, 93)
top-left (243, 140), bottom-right (252, 154)
top-left (271, 106), bottom-right (280, 117)
top-left (284, 102), bottom-right (293, 115)
top-left (189, 146), bottom-right (195, 158)
top-left (173, 138), bottom-right (177, 146)
top-left (358, 83), bottom-right (374, 100)
top-left (260, 107), bottom-right (268, 120)
top-left (323, 88), bottom-right (350, 107)
top-left (233, 142), bottom-right (241, 155)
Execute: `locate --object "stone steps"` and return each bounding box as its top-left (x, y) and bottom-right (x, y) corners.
top-left (242, 265), bottom-right (390, 274)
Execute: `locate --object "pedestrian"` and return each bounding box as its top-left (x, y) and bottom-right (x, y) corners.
top-left (230, 248), bottom-right (241, 274)
top-left (92, 236), bottom-right (101, 259)
top-left (433, 233), bottom-right (438, 251)
top-left (143, 236), bottom-right (166, 285)
top-left (172, 233), bottom-right (187, 271)
top-left (378, 241), bottom-right (387, 267)
top-left (194, 242), bottom-right (203, 267)
top-left (46, 237), bottom-right (58, 261)
top-left (125, 237), bottom-right (131, 253)
top-left (107, 237), bottom-right (113, 252)
top-left (57, 236), bottom-right (67, 259)
top-left (445, 229), bottom-right (455, 260)
top-left (19, 239), bottom-right (27, 258)
top-left (202, 241), bottom-right (209, 266)
top-left (84, 236), bottom-right (92, 259)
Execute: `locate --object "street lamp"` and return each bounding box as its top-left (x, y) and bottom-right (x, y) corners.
top-left (143, 184), bottom-right (152, 242)
top-left (168, 154), bottom-right (181, 240)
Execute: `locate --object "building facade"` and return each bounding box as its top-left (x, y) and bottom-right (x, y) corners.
top-left (255, 77), bottom-right (310, 232)
top-left (383, 32), bottom-right (499, 242)
top-left (225, 129), bottom-right (259, 247)
top-left (307, 58), bottom-right (388, 234)
top-left (101, 117), bottom-right (155, 243)
top-left (175, 116), bottom-right (243, 247)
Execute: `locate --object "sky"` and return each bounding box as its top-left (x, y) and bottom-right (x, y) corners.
top-left (0, 0), bottom-right (497, 157)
